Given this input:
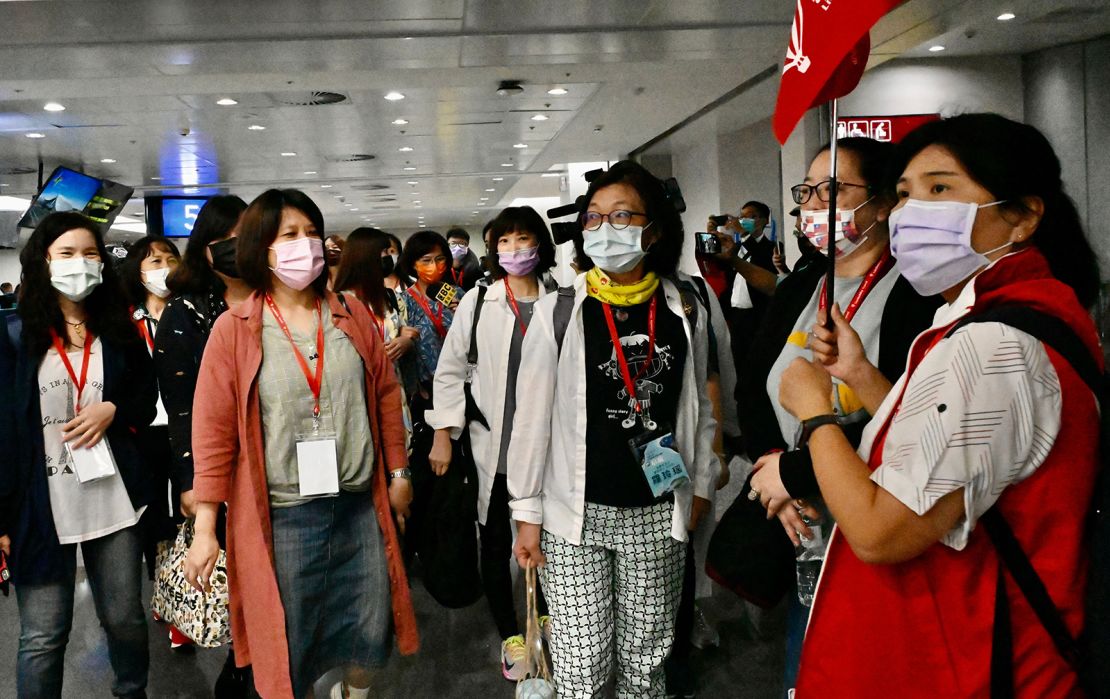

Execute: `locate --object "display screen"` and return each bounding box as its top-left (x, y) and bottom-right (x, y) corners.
top-left (161, 198), bottom-right (209, 237)
top-left (18, 166), bottom-right (134, 231)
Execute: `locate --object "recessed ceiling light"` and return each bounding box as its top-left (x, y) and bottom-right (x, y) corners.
top-left (384, 91), bottom-right (405, 101)
top-left (281, 152), bottom-right (297, 157)
top-left (184, 187), bottom-right (198, 194)
top-left (547, 88), bottom-right (568, 96)
top-left (403, 37), bottom-right (413, 41)
top-left (485, 188), bottom-right (496, 192)
top-left (392, 118), bottom-right (409, 125)
top-left (334, 194), bottom-right (344, 199)
top-left (928, 45), bottom-right (946, 52)
top-left (407, 180), bottom-right (418, 185)
top-left (472, 211), bottom-right (479, 214)
top-left (997, 12), bottom-right (1016, 20)
top-left (320, 184), bottom-right (333, 188)
top-left (216, 97), bottom-right (238, 106)
top-left (398, 146), bottom-right (414, 153)
top-left (304, 171), bottom-right (317, 175)
top-left (501, 163), bottom-right (514, 167)
top-left (248, 124), bottom-right (266, 130)
top-left (492, 177), bottom-right (504, 181)
top-left (43, 102), bottom-right (66, 112)
top-left (412, 200), bottom-right (422, 204)
top-left (351, 208), bottom-right (359, 211)
top-left (0, 183), bottom-right (8, 187)
top-left (26, 132), bottom-right (45, 139)
top-left (541, 173), bottom-right (562, 177)
top-left (150, 176), bottom-right (162, 181)
top-left (403, 166), bottom-right (416, 171)
top-left (414, 205), bottom-right (422, 208)
top-left (531, 114), bottom-right (549, 121)
top-left (513, 143), bottom-right (527, 149)
top-left (410, 192), bottom-right (420, 195)
top-left (100, 158), bottom-right (116, 164)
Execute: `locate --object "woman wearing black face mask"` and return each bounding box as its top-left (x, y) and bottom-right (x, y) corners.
top-left (152, 195), bottom-right (253, 694)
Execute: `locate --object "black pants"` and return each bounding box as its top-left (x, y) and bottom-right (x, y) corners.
top-left (479, 473), bottom-right (548, 639)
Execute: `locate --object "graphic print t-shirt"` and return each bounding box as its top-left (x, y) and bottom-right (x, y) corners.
top-left (583, 295), bottom-right (687, 508)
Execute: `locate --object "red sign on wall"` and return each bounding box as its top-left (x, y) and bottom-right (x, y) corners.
top-left (836, 114), bottom-right (940, 143)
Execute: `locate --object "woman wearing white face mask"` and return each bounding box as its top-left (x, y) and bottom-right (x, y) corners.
top-left (0, 212), bottom-right (157, 699)
top-left (183, 189), bottom-right (417, 699)
top-left (778, 114), bottom-right (1101, 697)
top-left (426, 206), bottom-right (559, 681)
top-left (508, 161), bottom-right (720, 697)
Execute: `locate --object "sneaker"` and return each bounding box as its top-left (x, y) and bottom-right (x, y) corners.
top-left (500, 635), bottom-right (528, 681)
top-left (538, 615), bottom-right (553, 644)
top-left (167, 624), bottom-right (195, 651)
top-left (689, 606), bottom-right (719, 650)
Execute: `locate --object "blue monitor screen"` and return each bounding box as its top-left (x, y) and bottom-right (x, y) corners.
top-left (161, 198), bottom-right (209, 237)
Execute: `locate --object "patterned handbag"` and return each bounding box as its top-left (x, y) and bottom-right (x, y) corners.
top-left (516, 563), bottom-right (556, 699)
top-left (150, 520), bottom-right (232, 648)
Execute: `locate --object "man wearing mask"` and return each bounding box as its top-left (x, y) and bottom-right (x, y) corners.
top-left (446, 227), bottom-right (483, 292)
top-left (774, 206), bottom-right (824, 277)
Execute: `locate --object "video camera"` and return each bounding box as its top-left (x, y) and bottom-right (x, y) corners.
top-left (545, 166), bottom-right (687, 245)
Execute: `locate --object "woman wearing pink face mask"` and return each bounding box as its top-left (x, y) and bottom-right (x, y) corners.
top-left (425, 206), bottom-right (558, 681)
top-left (183, 189), bottom-right (417, 699)
top-left (779, 114), bottom-right (1101, 697)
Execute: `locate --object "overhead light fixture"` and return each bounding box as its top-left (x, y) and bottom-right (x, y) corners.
top-left (351, 208), bottom-right (359, 211)
top-left (392, 118), bottom-right (409, 125)
top-left (184, 187), bottom-right (199, 194)
top-left (531, 114), bottom-right (549, 121)
top-left (398, 146), bottom-right (414, 152)
top-left (0, 183), bottom-right (8, 187)
top-left (541, 173), bottom-right (562, 177)
top-left (281, 152), bottom-right (297, 157)
top-left (43, 102), bottom-right (66, 112)
top-left (100, 158), bottom-right (117, 164)
top-left (472, 211), bottom-right (479, 214)
top-left (384, 91), bottom-right (405, 101)
top-left (321, 184), bottom-right (334, 189)
top-left (248, 124), bottom-right (266, 130)
top-left (26, 132), bottom-right (45, 139)
top-left (403, 166), bottom-right (416, 171)
top-left (513, 143), bottom-right (527, 149)
top-left (412, 200), bottom-right (422, 204)
top-left (150, 176), bottom-right (162, 181)
top-left (496, 80), bottom-right (525, 97)
top-left (997, 12), bottom-right (1016, 20)
top-left (216, 97), bottom-right (238, 106)
top-left (485, 188), bottom-right (496, 192)
top-left (928, 45), bottom-right (946, 52)
top-left (407, 180), bottom-right (418, 185)
top-left (547, 88), bottom-right (568, 96)
top-left (304, 171), bottom-right (317, 175)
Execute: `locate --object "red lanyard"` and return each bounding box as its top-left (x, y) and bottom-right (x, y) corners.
top-left (818, 249), bottom-right (894, 323)
top-left (366, 308), bottom-right (386, 340)
top-left (264, 295), bottom-right (326, 419)
top-left (451, 268), bottom-right (465, 287)
top-left (407, 286), bottom-right (447, 339)
top-left (503, 282), bottom-right (529, 337)
top-left (601, 296), bottom-right (658, 414)
top-left (51, 329), bottom-right (93, 414)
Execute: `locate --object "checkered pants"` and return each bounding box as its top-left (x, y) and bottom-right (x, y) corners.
top-left (540, 501), bottom-right (685, 698)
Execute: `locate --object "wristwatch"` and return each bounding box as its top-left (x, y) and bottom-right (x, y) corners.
top-left (799, 414), bottom-right (840, 447)
top-left (390, 468), bottom-right (413, 481)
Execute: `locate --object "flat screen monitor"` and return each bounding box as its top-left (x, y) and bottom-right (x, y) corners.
top-left (144, 196), bottom-right (211, 238)
top-left (18, 166), bottom-right (134, 231)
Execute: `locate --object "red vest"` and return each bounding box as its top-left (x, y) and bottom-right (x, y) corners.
top-left (796, 250), bottom-right (1100, 698)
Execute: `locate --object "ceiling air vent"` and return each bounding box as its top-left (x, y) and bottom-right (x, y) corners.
top-left (327, 154), bottom-right (376, 163)
top-left (0, 166), bottom-right (36, 175)
top-left (271, 91), bottom-right (348, 107)
top-left (349, 183), bottom-right (391, 191)
top-left (1033, 7), bottom-right (1105, 23)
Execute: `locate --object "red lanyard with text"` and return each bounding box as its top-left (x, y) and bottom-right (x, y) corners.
top-left (264, 295), bottom-right (326, 424)
top-left (602, 295), bottom-right (657, 414)
top-left (504, 282), bottom-right (529, 337)
top-left (51, 329), bottom-right (93, 414)
top-left (407, 286), bottom-right (447, 339)
top-left (817, 249), bottom-right (894, 323)
top-left (451, 268), bottom-right (465, 288)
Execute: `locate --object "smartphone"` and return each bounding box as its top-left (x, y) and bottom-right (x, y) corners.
top-left (695, 232), bottom-right (721, 255)
top-left (709, 214), bottom-right (729, 227)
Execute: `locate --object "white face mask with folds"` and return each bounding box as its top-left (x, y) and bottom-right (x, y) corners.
top-left (50, 257), bottom-right (104, 301)
top-left (583, 222), bottom-right (651, 274)
top-left (142, 268), bottom-right (172, 298)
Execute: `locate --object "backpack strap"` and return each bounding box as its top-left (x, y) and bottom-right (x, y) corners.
top-left (463, 286), bottom-right (489, 430)
top-left (947, 306), bottom-right (1098, 694)
top-left (552, 286), bottom-right (575, 354)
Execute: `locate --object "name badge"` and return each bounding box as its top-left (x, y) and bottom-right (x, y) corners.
top-left (296, 438), bottom-right (339, 497)
top-left (630, 431), bottom-right (690, 498)
top-left (67, 438), bottom-right (118, 484)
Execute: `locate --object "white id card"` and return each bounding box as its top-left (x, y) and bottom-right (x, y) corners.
top-left (67, 438), bottom-right (118, 484)
top-left (296, 438), bottom-right (340, 497)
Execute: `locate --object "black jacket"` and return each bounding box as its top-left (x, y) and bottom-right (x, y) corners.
top-left (0, 316), bottom-right (156, 584)
top-left (449, 252), bottom-right (484, 292)
top-left (736, 258), bottom-right (942, 497)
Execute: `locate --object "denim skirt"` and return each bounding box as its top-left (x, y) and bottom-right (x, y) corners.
top-left (271, 491), bottom-right (391, 697)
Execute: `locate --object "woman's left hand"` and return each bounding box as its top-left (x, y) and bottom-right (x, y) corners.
top-left (389, 477), bottom-right (413, 535)
top-left (62, 401), bottom-right (117, 449)
top-left (750, 452), bottom-right (793, 516)
top-left (779, 358), bottom-right (834, 420)
top-left (384, 336), bottom-right (413, 361)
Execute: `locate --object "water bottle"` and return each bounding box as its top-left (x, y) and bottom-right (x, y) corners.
top-left (795, 512), bottom-right (825, 607)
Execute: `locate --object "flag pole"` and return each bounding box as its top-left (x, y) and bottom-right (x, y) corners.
top-left (825, 98), bottom-right (839, 328)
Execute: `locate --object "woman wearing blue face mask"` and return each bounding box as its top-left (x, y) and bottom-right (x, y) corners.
top-left (778, 114), bottom-right (1101, 697)
top-left (0, 212), bottom-right (156, 699)
top-left (508, 161), bottom-right (720, 697)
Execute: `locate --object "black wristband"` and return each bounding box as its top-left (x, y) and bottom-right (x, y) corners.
top-left (779, 448), bottom-right (820, 500)
top-left (799, 414), bottom-right (840, 447)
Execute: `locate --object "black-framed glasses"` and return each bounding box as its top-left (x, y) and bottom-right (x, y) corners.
top-left (581, 210), bottom-right (648, 231)
top-left (790, 180), bottom-right (869, 205)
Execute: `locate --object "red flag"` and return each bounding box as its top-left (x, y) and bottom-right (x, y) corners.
top-left (772, 0), bottom-right (903, 144)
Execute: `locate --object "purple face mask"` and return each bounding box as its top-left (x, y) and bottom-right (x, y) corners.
top-left (498, 246), bottom-right (540, 276)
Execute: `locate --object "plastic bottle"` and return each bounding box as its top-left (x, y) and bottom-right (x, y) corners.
top-left (795, 512), bottom-right (825, 607)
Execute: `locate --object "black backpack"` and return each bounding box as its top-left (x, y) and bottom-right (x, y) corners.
top-left (944, 306), bottom-right (1109, 697)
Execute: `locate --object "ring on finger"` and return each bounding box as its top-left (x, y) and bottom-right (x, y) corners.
top-left (747, 488), bottom-right (761, 501)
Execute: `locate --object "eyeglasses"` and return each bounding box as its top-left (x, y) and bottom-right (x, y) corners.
top-left (581, 210), bottom-right (648, 231)
top-left (790, 180), bottom-right (869, 205)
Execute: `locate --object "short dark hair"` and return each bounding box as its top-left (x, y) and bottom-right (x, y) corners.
top-left (399, 230), bottom-right (450, 281)
top-left (741, 200), bottom-right (771, 220)
top-left (119, 236), bottom-right (181, 306)
top-left (168, 195), bottom-right (247, 296)
top-left (384, 233), bottom-right (403, 254)
top-left (893, 113), bottom-right (1099, 308)
top-left (486, 206), bottom-right (557, 280)
top-left (333, 227), bottom-right (390, 316)
top-left (236, 189), bottom-right (327, 295)
top-left (445, 227), bottom-right (470, 244)
top-left (573, 160), bottom-right (685, 277)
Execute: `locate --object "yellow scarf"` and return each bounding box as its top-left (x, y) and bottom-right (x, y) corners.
top-left (585, 268), bottom-right (660, 306)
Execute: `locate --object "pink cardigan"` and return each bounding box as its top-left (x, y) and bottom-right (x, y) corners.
top-left (191, 291), bottom-right (419, 699)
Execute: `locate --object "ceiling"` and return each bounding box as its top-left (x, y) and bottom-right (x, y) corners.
top-left (0, 0), bottom-right (1107, 242)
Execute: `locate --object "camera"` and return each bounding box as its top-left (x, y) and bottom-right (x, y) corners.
top-left (695, 232), bottom-right (721, 255)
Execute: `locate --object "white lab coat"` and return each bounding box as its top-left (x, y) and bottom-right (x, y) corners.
top-left (425, 279), bottom-right (548, 525)
top-left (506, 274), bottom-right (720, 544)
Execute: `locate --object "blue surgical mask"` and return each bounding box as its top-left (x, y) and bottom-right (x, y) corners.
top-left (738, 217), bottom-right (757, 234)
top-left (583, 222), bottom-right (651, 274)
